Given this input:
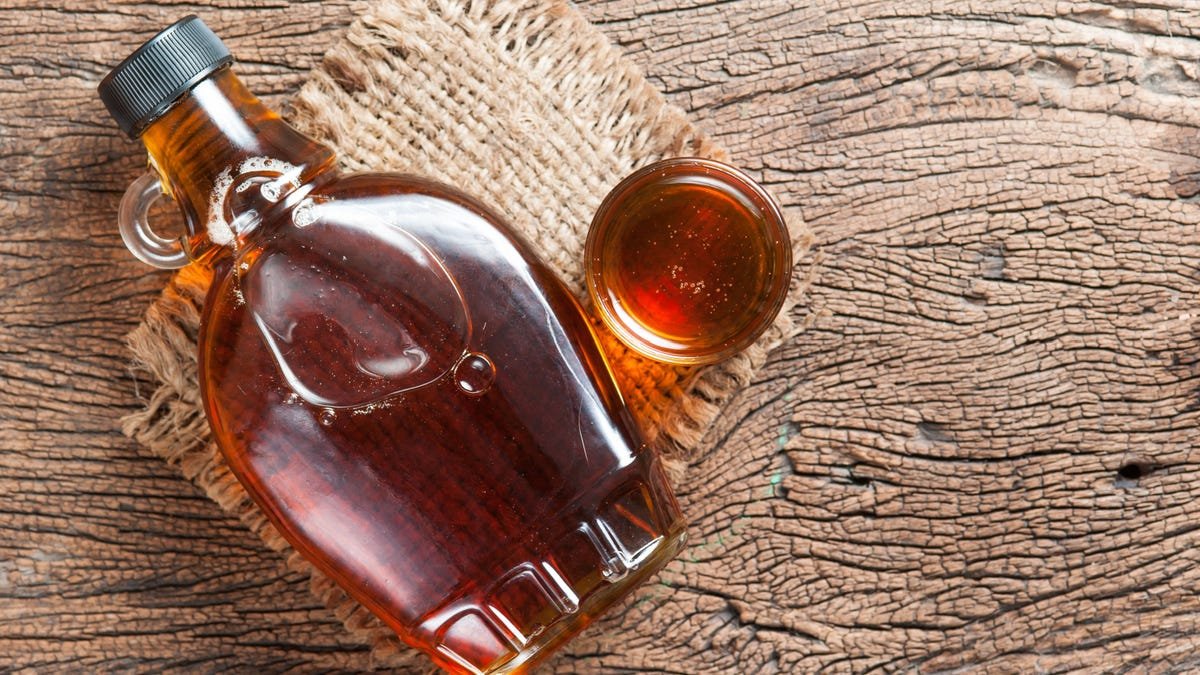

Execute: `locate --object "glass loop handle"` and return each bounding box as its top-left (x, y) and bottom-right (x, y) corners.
top-left (119, 172), bottom-right (189, 269)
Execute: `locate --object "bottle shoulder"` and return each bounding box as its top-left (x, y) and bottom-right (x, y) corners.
top-left (309, 171), bottom-right (511, 229)
top-left (201, 170), bottom-right (566, 340)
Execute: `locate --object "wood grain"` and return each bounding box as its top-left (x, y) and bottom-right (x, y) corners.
top-left (3, 0), bottom-right (1200, 672)
top-left (1, 3), bottom-right (375, 671)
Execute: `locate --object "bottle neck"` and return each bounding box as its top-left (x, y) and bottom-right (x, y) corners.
top-left (141, 67), bottom-right (336, 263)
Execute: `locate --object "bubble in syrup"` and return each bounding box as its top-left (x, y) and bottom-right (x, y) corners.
top-left (454, 352), bottom-right (496, 396)
top-left (319, 408), bottom-right (337, 426)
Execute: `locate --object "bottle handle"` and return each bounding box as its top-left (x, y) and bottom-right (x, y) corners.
top-left (119, 172), bottom-right (189, 269)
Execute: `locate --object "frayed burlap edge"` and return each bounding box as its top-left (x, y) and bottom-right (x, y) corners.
top-left (121, 0), bottom-right (813, 668)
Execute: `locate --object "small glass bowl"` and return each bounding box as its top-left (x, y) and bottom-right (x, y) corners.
top-left (585, 157), bottom-right (792, 366)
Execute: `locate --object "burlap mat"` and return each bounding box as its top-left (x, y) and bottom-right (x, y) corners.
top-left (121, 0), bottom-right (812, 669)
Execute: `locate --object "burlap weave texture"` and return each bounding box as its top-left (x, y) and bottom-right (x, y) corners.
top-left (122, 0), bottom-right (811, 668)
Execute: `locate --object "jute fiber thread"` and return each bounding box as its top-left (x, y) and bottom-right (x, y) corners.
top-left (122, 0), bottom-right (813, 668)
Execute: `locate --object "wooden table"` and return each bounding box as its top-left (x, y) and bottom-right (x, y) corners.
top-left (4, 0), bottom-right (1199, 671)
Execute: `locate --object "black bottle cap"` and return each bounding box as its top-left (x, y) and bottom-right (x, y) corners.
top-left (98, 16), bottom-right (232, 138)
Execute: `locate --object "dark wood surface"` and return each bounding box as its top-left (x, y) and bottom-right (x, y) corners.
top-left (4, 0), bottom-right (1200, 672)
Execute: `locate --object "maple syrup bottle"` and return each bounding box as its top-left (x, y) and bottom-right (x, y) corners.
top-left (100, 17), bottom-right (684, 674)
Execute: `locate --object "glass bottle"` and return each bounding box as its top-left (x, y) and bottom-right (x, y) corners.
top-left (100, 17), bottom-right (685, 674)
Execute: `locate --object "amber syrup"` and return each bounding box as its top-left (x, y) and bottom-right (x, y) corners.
top-left (586, 158), bottom-right (792, 365)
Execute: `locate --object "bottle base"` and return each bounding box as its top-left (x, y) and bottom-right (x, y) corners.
top-left (481, 527), bottom-right (687, 674)
top-left (413, 461), bottom-right (688, 675)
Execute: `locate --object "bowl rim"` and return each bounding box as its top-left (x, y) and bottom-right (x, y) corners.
top-left (584, 156), bottom-right (792, 366)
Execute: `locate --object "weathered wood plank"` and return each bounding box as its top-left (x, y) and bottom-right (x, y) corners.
top-left (0, 3), bottom-right (376, 671)
top-left (568, 0), bottom-right (1200, 671)
top-left (3, 0), bottom-right (1200, 672)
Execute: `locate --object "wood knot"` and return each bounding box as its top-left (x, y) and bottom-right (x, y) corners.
top-left (1116, 460), bottom-right (1154, 486)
